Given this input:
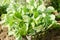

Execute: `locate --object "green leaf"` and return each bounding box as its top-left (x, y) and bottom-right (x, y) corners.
top-left (14, 11), bottom-right (22, 19)
top-left (45, 6), bottom-right (55, 13)
top-left (30, 0), bottom-right (34, 6)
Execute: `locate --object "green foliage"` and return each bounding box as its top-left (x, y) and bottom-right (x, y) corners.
top-left (52, 23), bottom-right (60, 29)
top-left (50, 0), bottom-right (60, 12)
top-left (3, 0), bottom-right (56, 40)
top-left (0, 5), bottom-right (8, 16)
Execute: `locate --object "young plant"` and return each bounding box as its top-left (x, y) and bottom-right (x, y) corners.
top-left (4, 0), bottom-right (56, 40)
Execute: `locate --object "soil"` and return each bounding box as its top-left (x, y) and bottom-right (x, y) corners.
top-left (0, 24), bottom-right (15, 40)
top-left (44, 28), bottom-right (60, 40)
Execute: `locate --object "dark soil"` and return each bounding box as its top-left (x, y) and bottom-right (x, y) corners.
top-left (44, 28), bottom-right (60, 40)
